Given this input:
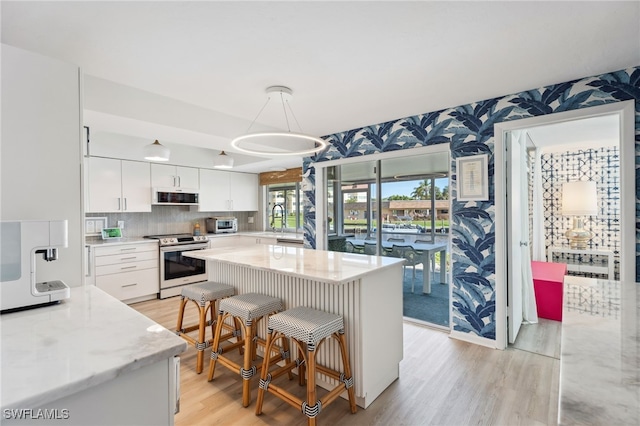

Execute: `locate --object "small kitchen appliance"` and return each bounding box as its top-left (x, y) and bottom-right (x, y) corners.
top-left (206, 217), bottom-right (237, 234)
top-left (1, 220), bottom-right (71, 313)
top-left (144, 234), bottom-right (209, 298)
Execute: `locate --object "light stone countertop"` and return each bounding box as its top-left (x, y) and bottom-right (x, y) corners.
top-left (0, 286), bottom-right (186, 410)
top-left (185, 244), bottom-right (403, 284)
top-left (85, 237), bottom-right (157, 247)
top-left (559, 276), bottom-right (639, 425)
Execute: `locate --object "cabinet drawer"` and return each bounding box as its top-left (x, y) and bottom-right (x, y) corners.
top-left (94, 243), bottom-right (157, 257)
top-left (95, 250), bottom-right (158, 267)
top-left (96, 259), bottom-right (158, 276)
top-left (96, 269), bottom-right (159, 301)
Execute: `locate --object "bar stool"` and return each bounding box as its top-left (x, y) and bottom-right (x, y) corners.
top-left (208, 292), bottom-right (291, 407)
top-left (175, 281), bottom-right (237, 374)
top-left (255, 306), bottom-right (357, 425)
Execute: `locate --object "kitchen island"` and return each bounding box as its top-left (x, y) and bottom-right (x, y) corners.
top-left (1, 286), bottom-right (186, 425)
top-left (559, 276), bottom-right (639, 425)
top-left (185, 244), bottom-right (405, 408)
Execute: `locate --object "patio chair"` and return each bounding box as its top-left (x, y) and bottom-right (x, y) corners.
top-left (393, 245), bottom-right (421, 293)
top-left (364, 242), bottom-right (377, 255)
top-left (414, 239), bottom-right (436, 277)
top-left (345, 241), bottom-right (355, 253)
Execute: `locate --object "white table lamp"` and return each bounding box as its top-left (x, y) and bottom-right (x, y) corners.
top-left (562, 181), bottom-right (598, 249)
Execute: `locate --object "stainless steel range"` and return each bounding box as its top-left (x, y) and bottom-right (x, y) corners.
top-left (145, 234), bottom-right (209, 299)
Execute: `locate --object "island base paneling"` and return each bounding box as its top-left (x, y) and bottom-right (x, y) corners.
top-left (208, 261), bottom-right (403, 409)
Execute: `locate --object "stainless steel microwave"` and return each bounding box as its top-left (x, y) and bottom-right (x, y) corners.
top-left (152, 188), bottom-right (199, 205)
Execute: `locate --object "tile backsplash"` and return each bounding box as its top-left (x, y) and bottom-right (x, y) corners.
top-left (86, 207), bottom-right (258, 237)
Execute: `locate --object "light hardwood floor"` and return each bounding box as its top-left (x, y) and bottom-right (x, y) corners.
top-left (132, 297), bottom-right (559, 426)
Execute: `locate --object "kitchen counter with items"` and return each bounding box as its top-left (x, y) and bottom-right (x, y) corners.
top-left (559, 276), bottom-right (639, 425)
top-left (185, 244), bottom-right (404, 408)
top-left (0, 285), bottom-right (186, 425)
top-left (85, 236), bottom-right (156, 247)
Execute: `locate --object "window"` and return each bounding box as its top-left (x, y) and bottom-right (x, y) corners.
top-left (266, 183), bottom-right (303, 231)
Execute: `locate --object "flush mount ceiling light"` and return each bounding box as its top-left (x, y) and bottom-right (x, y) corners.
top-left (230, 86), bottom-right (328, 156)
top-left (143, 140), bottom-right (170, 162)
top-left (213, 150), bottom-right (234, 169)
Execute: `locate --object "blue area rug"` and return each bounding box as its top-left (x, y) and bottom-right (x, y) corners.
top-left (402, 268), bottom-right (449, 326)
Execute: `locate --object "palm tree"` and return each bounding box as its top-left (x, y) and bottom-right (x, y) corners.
top-left (411, 179), bottom-right (431, 200)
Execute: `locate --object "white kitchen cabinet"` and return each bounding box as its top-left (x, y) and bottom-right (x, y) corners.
top-left (86, 157), bottom-right (151, 213)
top-left (199, 169), bottom-right (258, 212)
top-left (93, 242), bottom-right (159, 303)
top-left (151, 164), bottom-right (199, 189)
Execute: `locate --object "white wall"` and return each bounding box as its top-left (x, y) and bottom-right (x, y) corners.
top-left (1, 44), bottom-right (83, 287)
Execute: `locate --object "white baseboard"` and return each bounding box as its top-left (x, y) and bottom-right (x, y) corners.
top-left (449, 330), bottom-right (498, 349)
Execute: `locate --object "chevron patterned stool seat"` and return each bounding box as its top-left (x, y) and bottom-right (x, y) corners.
top-left (175, 281), bottom-right (237, 374)
top-left (208, 292), bottom-right (291, 408)
top-left (255, 306), bottom-right (357, 426)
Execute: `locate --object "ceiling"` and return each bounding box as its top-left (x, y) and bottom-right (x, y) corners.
top-left (2, 1), bottom-right (638, 173)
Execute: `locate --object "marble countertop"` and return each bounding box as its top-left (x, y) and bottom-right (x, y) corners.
top-left (207, 231), bottom-right (304, 241)
top-left (85, 237), bottom-right (157, 247)
top-left (185, 244), bottom-right (403, 284)
top-left (0, 286), bottom-right (186, 410)
top-left (559, 276), bottom-right (639, 425)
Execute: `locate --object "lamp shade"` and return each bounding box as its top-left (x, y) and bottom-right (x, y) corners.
top-left (143, 140), bottom-right (170, 162)
top-left (562, 181), bottom-right (598, 216)
top-left (213, 151), bottom-right (233, 169)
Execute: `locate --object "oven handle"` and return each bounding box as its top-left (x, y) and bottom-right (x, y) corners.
top-left (160, 243), bottom-right (209, 252)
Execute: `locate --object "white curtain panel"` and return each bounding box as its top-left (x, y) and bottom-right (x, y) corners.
top-left (516, 131), bottom-right (539, 324)
top-left (531, 147), bottom-right (546, 261)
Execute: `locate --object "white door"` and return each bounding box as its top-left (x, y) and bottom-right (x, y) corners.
top-left (151, 163), bottom-right (177, 188)
top-left (507, 131), bottom-right (524, 344)
top-left (87, 157), bottom-right (122, 213)
top-left (176, 166), bottom-right (199, 189)
top-left (199, 169), bottom-right (230, 212)
top-left (121, 160), bottom-right (152, 212)
top-left (232, 173), bottom-right (259, 211)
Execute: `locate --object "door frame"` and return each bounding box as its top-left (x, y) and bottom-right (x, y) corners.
top-left (494, 100), bottom-right (635, 350)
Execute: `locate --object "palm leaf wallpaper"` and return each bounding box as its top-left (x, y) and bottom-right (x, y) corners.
top-left (302, 66), bottom-right (640, 342)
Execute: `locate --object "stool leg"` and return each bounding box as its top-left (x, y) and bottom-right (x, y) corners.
top-left (207, 311), bottom-right (225, 381)
top-left (255, 328), bottom-right (275, 416)
top-left (175, 296), bottom-right (187, 333)
top-left (297, 343), bottom-right (307, 387)
top-left (241, 320), bottom-right (254, 407)
top-left (337, 331), bottom-right (357, 414)
top-left (195, 303), bottom-right (208, 374)
top-left (306, 347), bottom-right (317, 426)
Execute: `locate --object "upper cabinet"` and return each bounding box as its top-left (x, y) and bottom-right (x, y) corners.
top-left (199, 169), bottom-right (258, 212)
top-left (151, 164), bottom-right (199, 189)
top-left (86, 157), bottom-right (151, 213)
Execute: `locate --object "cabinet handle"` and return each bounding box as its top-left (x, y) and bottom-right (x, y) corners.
top-left (117, 198), bottom-right (121, 210)
top-left (120, 256), bottom-right (137, 261)
top-left (121, 283), bottom-right (138, 288)
top-left (120, 266), bottom-right (137, 270)
top-left (120, 247), bottom-right (137, 251)
top-left (124, 198), bottom-right (128, 210)
top-left (177, 176), bottom-right (181, 187)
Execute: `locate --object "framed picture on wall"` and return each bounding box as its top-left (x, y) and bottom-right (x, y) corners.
top-left (457, 154), bottom-right (489, 201)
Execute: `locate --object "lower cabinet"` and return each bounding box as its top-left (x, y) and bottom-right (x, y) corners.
top-left (93, 242), bottom-right (159, 303)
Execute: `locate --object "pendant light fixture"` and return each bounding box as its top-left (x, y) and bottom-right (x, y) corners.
top-left (213, 150), bottom-right (234, 169)
top-left (143, 140), bottom-right (170, 162)
top-left (231, 86), bottom-right (328, 156)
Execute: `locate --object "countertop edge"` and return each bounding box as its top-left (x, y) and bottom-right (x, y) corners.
top-left (0, 286), bottom-right (187, 410)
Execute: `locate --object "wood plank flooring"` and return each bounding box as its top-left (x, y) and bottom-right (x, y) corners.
top-left (132, 296), bottom-right (559, 425)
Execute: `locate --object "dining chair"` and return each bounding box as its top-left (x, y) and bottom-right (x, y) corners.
top-left (393, 245), bottom-right (421, 293)
top-left (364, 242), bottom-right (377, 255)
top-left (387, 237), bottom-right (405, 242)
top-left (345, 241), bottom-right (355, 253)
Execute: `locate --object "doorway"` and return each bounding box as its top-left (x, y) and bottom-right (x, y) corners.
top-left (494, 100), bottom-right (635, 350)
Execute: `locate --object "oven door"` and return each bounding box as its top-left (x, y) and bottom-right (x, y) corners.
top-left (159, 243), bottom-right (209, 298)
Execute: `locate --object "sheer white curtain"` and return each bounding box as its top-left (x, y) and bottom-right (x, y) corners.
top-left (531, 146), bottom-right (546, 261)
top-left (515, 131), bottom-right (538, 324)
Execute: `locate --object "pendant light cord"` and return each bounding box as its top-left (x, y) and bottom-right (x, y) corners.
top-left (245, 96), bottom-right (272, 133)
